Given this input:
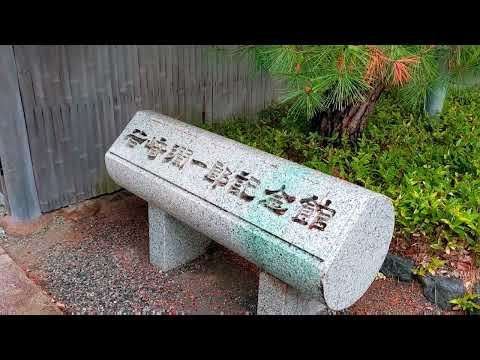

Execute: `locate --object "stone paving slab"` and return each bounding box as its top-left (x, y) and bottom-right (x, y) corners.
top-left (0, 246), bottom-right (62, 315)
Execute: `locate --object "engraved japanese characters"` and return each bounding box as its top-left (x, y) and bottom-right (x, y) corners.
top-left (124, 128), bottom-right (336, 232)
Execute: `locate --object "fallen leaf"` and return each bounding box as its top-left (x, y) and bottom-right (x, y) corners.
top-left (405, 247), bottom-right (417, 256)
top-left (457, 262), bottom-right (470, 271)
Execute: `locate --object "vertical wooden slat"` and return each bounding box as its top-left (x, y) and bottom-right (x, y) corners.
top-left (68, 100), bottom-right (86, 200)
top-left (155, 45), bottom-right (164, 114)
top-left (145, 46), bottom-right (155, 112)
top-left (42, 105), bottom-right (61, 208)
top-left (97, 46), bottom-right (113, 192)
top-left (50, 103), bottom-right (68, 206)
top-left (213, 46), bottom-right (222, 122)
top-left (177, 45), bottom-right (185, 121)
top-left (170, 45), bottom-right (178, 117)
top-left (66, 45), bottom-right (88, 199)
top-left (94, 46), bottom-right (108, 194)
top-left (161, 45), bottom-right (173, 115)
top-left (30, 46), bottom-right (47, 109)
top-left (165, 45), bottom-right (173, 117)
top-left (102, 45), bottom-right (116, 145)
top-left (94, 46), bottom-right (107, 193)
top-left (232, 48), bottom-right (241, 118)
top-left (0, 45), bottom-right (41, 219)
top-left (116, 45), bottom-right (128, 129)
top-left (126, 45), bottom-right (136, 120)
top-left (55, 45), bottom-right (77, 204)
top-left (205, 46), bottom-right (214, 124)
top-left (131, 45), bottom-right (141, 110)
top-left (179, 45), bottom-right (186, 119)
top-left (152, 45), bottom-right (161, 113)
top-left (184, 45), bottom-right (192, 122)
top-left (11, 45), bottom-right (276, 213)
top-left (225, 46), bottom-right (235, 120)
top-left (139, 45), bottom-right (150, 110)
top-left (32, 105), bottom-right (49, 210)
top-left (82, 45), bottom-right (96, 196)
top-left (78, 100), bottom-right (90, 199)
top-left (190, 45), bottom-right (203, 123)
top-left (211, 47), bottom-right (218, 123)
top-left (222, 46), bottom-right (233, 121)
top-left (108, 45), bottom-right (122, 135)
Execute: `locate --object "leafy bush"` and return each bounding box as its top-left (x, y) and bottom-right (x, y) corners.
top-left (449, 293), bottom-right (480, 312)
top-left (203, 88), bottom-right (480, 261)
top-left (412, 256), bottom-right (447, 277)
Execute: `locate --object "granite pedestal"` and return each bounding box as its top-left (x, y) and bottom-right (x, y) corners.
top-left (148, 205), bottom-right (211, 271)
top-left (148, 204), bottom-right (329, 313)
top-left (257, 272), bottom-right (329, 315)
top-left (105, 111), bottom-right (395, 314)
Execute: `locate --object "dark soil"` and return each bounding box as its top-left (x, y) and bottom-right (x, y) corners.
top-left (347, 277), bottom-right (461, 315)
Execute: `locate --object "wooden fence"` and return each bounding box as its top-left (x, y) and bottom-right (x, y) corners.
top-left (0, 45), bottom-right (276, 216)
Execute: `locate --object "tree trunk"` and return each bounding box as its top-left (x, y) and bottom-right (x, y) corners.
top-left (310, 84), bottom-right (385, 141)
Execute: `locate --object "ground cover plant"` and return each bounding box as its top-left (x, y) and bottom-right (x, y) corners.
top-left (201, 88), bottom-right (480, 267)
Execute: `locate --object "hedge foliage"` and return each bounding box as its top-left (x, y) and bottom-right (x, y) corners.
top-left (202, 89), bottom-right (480, 260)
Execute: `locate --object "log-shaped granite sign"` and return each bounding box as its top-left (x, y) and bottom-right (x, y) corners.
top-left (105, 111), bottom-right (395, 314)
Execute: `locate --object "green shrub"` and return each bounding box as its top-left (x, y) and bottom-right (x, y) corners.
top-left (204, 89), bottom-right (480, 262)
top-left (412, 256), bottom-right (447, 277)
top-left (449, 294), bottom-right (480, 312)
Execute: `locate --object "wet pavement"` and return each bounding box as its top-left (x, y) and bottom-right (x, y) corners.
top-left (0, 245), bottom-right (62, 315)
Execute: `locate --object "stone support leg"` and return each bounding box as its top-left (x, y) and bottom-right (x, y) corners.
top-left (148, 204), bottom-right (211, 271)
top-left (257, 272), bottom-right (329, 315)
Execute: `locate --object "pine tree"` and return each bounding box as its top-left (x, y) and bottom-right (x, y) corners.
top-left (236, 45), bottom-right (480, 140)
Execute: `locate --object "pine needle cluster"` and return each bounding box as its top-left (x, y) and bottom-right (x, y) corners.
top-left (235, 45), bottom-right (480, 121)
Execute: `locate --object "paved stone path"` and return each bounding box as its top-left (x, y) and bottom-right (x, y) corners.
top-left (0, 246), bottom-right (62, 315)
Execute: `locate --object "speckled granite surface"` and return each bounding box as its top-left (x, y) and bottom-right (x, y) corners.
top-left (105, 111), bottom-right (395, 311)
top-left (149, 205), bottom-right (211, 271)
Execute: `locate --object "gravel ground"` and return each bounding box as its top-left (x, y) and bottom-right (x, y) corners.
top-left (0, 192), bottom-right (258, 315)
top-left (0, 191), bottom-right (461, 315)
top-left (0, 203), bottom-right (6, 217)
top-left (0, 202), bottom-right (6, 238)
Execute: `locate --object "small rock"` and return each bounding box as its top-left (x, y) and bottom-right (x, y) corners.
top-left (380, 254), bottom-right (415, 282)
top-left (419, 274), bottom-right (466, 310)
top-left (375, 272), bottom-right (386, 280)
